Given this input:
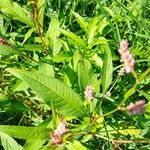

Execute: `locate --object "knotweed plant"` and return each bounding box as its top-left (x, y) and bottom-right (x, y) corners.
top-left (0, 0), bottom-right (150, 150)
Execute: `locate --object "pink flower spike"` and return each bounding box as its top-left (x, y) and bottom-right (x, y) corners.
top-left (51, 120), bottom-right (68, 145)
top-left (84, 85), bottom-right (94, 101)
top-left (127, 100), bottom-right (146, 115)
top-left (120, 39), bottom-right (129, 52)
top-left (118, 39), bottom-right (135, 74)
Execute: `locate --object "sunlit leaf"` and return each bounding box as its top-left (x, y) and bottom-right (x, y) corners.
top-left (6, 68), bottom-right (84, 117)
top-left (0, 0), bottom-right (34, 27)
top-left (78, 59), bottom-right (99, 93)
top-left (0, 45), bottom-right (19, 55)
top-left (0, 125), bottom-right (49, 139)
top-left (101, 48), bottom-right (113, 94)
top-left (0, 131), bottom-right (23, 150)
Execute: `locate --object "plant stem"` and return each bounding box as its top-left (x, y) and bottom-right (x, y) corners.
top-left (32, 0), bottom-right (48, 55)
top-left (103, 67), bottom-right (150, 117)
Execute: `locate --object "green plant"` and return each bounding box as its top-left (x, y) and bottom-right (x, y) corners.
top-left (0, 0), bottom-right (150, 149)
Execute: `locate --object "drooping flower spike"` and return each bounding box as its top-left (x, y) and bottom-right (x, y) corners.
top-left (127, 100), bottom-right (146, 115)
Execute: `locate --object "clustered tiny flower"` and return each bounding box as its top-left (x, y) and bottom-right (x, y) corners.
top-left (127, 100), bottom-right (146, 115)
top-left (51, 120), bottom-right (68, 145)
top-left (84, 85), bottom-right (94, 101)
top-left (118, 39), bottom-right (135, 73)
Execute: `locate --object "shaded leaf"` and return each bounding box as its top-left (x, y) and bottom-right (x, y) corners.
top-left (37, 0), bottom-right (46, 30)
top-left (0, 99), bottom-right (29, 112)
top-left (71, 11), bottom-right (88, 32)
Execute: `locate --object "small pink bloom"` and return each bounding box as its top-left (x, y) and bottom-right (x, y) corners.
top-left (127, 100), bottom-right (146, 115)
top-left (51, 120), bottom-right (68, 145)
top-left (120, 39), bottom-right (129, 51)
top-left (84, 85), bottom-right (94, 101)
top-left (52, 132), bottom-right (61, 145)
top-left (118, 39), bottom-right (135, 74)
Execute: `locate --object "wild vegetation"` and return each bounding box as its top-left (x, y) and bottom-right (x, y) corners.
top-left (0, 0), bottom-right (150, 149)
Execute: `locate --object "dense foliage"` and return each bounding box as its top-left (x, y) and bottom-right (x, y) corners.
top-left (0, 0), bottom-right (150, 149)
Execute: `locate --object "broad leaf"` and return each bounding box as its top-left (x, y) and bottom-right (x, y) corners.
top-left (0, 125), bottom-right (49, 140)
top-left (78, 59), bottom-right (99, 93)
top-left (0, 131), bottom-right (23, 150)
top-left (6, 68), bottom-right (84, 117)
top-left (59, 28), bottom-right (87, 48)
top-left (101, 48), bottom-right (113, 94)
top-left (0, 0), bottom-right (34, 27)
top-left (46, 16), bottom-right (62, 55)
top-left (87, 16), bottom-right (99, 44)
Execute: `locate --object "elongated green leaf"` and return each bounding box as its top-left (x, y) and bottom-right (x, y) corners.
top-left (22, 28), bottom-right (36, 45)
top-left (87, 16), bottom-right (99, 44)
top-left (59, 28), bottom-right (87, 48)
top-left (71, 11), bottom-right (88, 32)
top-left (0, 131), bottom-right (23, 150)
top-left (6, 68), bottom-right (84, 117)
top-left (18, 44), bottom-right (44, 52)
top-left (52, 52), bottom-right (73, 63)
top-left (0, 0), bottom-right (34, 27)
top-left (101, 48), bottom-right (113, 94)
top-left (140, 91), bottom-right (150, 101)
top-left (0, 44), bottom-right (19, 55)
top-left (23, 139), bottom-right (46, 150)
top-left (78, 59), bottom-right (99, 93)
top-left (46, 16), bottom-right (62, 55)
top-left (0, 125), bottom-right (49, 140)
